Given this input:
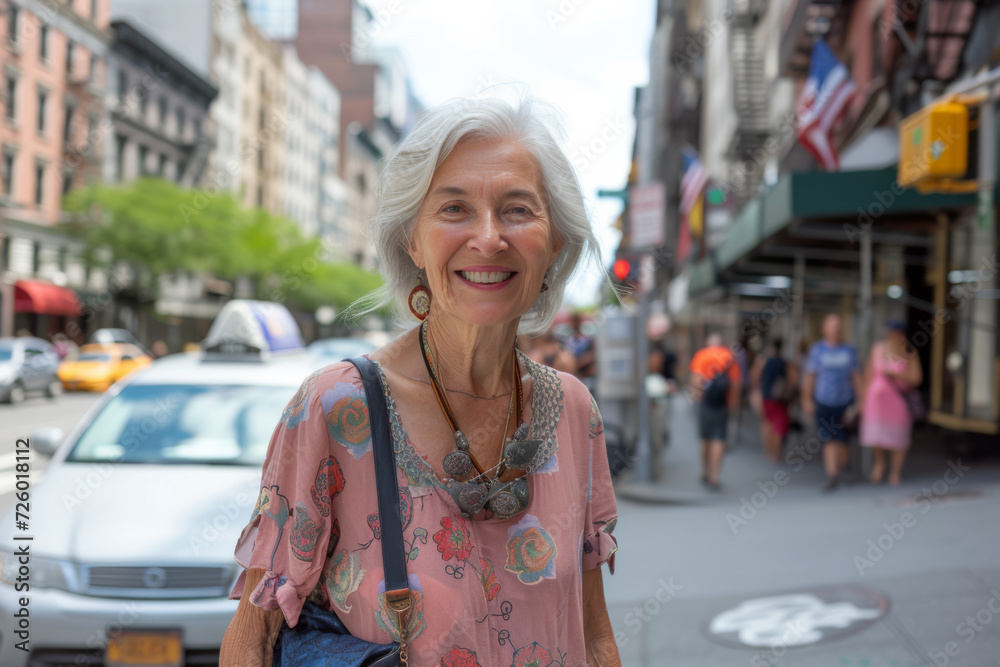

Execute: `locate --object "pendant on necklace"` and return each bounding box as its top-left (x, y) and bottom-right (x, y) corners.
top-left (443, 430), bottom-right (474, 478)
top-left (486, 476), bottom-right (530, 519)
top-left (502, 438), bottom-right (544, 470)
top-left (447, 481), bottom-right (488, 517)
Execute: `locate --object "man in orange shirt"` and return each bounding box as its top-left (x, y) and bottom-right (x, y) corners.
top-left (690, 333), bottom-right (742, 490)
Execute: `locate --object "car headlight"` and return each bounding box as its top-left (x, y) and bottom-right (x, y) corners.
top-left (0, 549), bottom-right (72, 592)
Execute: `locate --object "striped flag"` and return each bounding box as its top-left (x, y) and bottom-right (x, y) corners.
top-left (680, 148), bottom-right (708, 215)
top-left (677, 148), bottom-right (707, 263)
top-left (796, 38), bottom-right (857, 171)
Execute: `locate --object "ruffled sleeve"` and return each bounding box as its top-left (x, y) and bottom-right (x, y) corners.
top-left (228, 368), bottom-right (337, 628)
top-left (581, 393), bottom-right (619, 574)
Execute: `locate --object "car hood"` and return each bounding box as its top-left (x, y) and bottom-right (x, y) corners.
top-left (5, 463), bottom-right (262, 565)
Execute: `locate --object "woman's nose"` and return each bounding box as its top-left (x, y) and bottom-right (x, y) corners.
top-left (467, 211), bottom-right (508, 255)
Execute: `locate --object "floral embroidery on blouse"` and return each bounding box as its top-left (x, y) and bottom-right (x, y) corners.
top-left (310, 456), bottom-right (345, 518)
top-left (442, 644), bottom-right (483, 667)
top-left (321, 382), bottom-right (372, 460)
top-left (504, 514), bottom-right (558, 585)
top-left (324, 548), bottom-right (365, 613)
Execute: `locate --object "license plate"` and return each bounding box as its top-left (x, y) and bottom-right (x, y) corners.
top-left (105, 629), bottom-right (183, 667)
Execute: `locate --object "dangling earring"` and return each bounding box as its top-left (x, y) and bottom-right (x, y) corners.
top-left (408, 273), bottom-right (431, 321)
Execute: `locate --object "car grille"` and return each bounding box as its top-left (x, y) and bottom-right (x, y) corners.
top-left (83, 566), bottom-right (231, 598)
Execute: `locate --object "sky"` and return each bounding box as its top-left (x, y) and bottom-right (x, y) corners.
top-left (362, 0), bottom-right (655, 306)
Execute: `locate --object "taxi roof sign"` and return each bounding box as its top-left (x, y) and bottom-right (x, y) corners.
top-left (202, 300), bottom-right (304, 359)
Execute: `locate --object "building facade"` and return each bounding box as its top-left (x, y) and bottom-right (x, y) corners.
top-left (110, 0), bottom-right (245, 197)
top-left (105, 21), bottom-right (217, 185)
top-left (282, 45), bottom-right (316, 235)
top-left (0, 0), bottom-right (112, 339)
top-left (238, 11), bottom-right (284, 216)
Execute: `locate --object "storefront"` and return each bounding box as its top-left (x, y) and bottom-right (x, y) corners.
top-left (4, 279), bottom-right (83, 341)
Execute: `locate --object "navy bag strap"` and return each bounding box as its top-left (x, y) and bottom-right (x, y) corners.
top-left (347, 357), bottom-right (410, 606)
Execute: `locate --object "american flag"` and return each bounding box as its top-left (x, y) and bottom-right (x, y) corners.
top-left (680, 148), bottom-right (707, 214)
top-left (796, 38), bottom-right (857, 171)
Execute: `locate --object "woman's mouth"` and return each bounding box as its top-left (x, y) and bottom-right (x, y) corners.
top-left (458, 270), bottom-right (513, 284)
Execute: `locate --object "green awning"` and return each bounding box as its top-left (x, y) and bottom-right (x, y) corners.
top-left (689, 166), bottom-right (997, 297)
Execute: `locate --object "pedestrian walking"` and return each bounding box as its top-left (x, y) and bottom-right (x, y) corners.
top-left (690, 333), bottom-right (741, 490)
top-left (802, 314), bottom-right (864, 491)
top-left (750, 337), bottom-right (798, 462)
top-left (565, 312), bottom-right (597, 391)
top-left (520, 328), bottom-right (577, 374)
top-left (860, 320), bottom-right (923, 485)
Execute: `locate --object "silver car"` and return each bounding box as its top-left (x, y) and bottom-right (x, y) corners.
top-left (0, 337), bottom-right (63, 404)
top-left (0, 315), bottom-right (330, 666)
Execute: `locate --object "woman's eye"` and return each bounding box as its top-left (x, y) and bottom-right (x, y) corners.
top-left (443, 205), bottom-right (463, 214)
top-left (507, 206), bottom-right (530, 215)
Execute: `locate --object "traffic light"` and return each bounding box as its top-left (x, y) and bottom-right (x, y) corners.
top-left (613, 259), bottom-right (632, 281)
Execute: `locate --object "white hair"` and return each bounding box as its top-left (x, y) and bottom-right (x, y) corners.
top-left (353, 95), bottom-right (601, 335)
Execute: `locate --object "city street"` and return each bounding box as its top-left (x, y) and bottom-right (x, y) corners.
top-left (4, 390), bottom-right (998, 666)
top-left (0, 392), bottom-right (99, 503)
top-left (606, 396), bottom-right (1000, 666)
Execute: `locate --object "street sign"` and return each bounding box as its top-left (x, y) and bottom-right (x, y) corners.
top-left (629, 182), bottom-right (665, 248)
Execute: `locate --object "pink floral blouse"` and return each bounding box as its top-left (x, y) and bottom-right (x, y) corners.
top-left (229, 351), bottom-right (618, 667)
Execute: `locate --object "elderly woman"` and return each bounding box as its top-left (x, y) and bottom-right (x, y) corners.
top-left (220, 97), bottom-right (620, 666)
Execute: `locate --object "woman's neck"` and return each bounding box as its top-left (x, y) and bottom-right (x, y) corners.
top-left (425, 315), bottom-right (520, 397)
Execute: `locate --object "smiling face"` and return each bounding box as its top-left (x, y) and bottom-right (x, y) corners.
top-left (408, 137), bottom-right (563, 328)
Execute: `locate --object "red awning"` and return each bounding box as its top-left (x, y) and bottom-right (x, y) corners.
top-left (14, 280), bottom-right (82, 316)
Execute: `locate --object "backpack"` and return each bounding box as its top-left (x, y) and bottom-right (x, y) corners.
top-left (702, 358), bottom-right (734, 408)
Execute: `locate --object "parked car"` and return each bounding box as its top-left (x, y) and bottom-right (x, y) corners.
top-left (307, 335), bottom-right (376, 360)
top-left (0, 300), bottom-right (327, 667)
top-left (57, 343), bottom-right (153, 392)
top-left (0, 337), bottom-right (62, 404)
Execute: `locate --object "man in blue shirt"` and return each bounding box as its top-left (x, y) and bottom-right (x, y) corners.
top-left (803, 314), bottom-right (864, 491)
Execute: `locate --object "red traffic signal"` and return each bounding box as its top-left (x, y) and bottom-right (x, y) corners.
top-left (613, 259), bottom-right (631, 281)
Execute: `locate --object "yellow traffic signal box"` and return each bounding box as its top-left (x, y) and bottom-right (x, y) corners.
top-left (898, 102), bottom-right (969, 188)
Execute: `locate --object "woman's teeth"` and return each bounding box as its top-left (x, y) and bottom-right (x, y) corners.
top-left (460, 271), bottom-right (512, 284)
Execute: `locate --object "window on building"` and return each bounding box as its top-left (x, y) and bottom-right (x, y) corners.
top-left (115, 133), bottom-right (126, 179)
top-left (118, 69), bottom-right (127, 100)
top-left (138, 145), bottom-right (148, 175)
top-left (63, 103), bottom-right (74, 142)
top-left (37, 88), bottom-right (47, 135)
top-left (32, 241), bottom-right (40, 273)
top-left (2, 150), bottom-right (14, 197)
top-left (39, 25), bottom-right (49, 61)
top-left (1, 234), bottom-right (9, 271)
top-left (176, 107), bottom-right (186, 139)
top-left (259, 108), bottom-right (265, 131)
top-left (34, 162), bottom-right (44, 206)
top-left (89, 53), bottom-right (96, 80)
top-left (257, 185), bottom-right (263, 207)
top-left (91, 0), bottom-right (98, 20)
top-left (65, 40), bottom-right (74, 77)
top-left (139, 91), bottom-right (148, 119)
top-left (58, 246), bottom-right (67, 271)
top-left (5, 75), bottom-right (17, 121)
top-left (193, 118), bottom-right (202, 139)
top-left (176, 160), bottom-right (186, 183)
top-left (8, 8), bottom-right (19, 45)
top-left (157, 153), bottom-right (166, 176)
top-left (62, 171), bottom-right (73, 195)
top-left (258, 147), bottom-right (264, 171)
top-left (158, 97), bottom-right (167, 129)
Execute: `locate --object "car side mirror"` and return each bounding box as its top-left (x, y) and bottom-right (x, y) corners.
top-left (31, 427), bottom-right (64, 457)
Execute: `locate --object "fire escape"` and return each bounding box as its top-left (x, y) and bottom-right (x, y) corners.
top-left (728, 0), bottom-right (770, 201)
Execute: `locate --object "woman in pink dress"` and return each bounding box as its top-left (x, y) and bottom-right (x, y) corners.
top-left (860, 320), bottom-right (923, 485)
top-left (220, 97), bottom-right (620, 666)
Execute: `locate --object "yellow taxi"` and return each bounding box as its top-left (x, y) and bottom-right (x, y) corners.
top-left (57, 342), bottom-right (153, 392)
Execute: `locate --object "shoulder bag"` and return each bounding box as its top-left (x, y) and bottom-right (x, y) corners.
top-left (272, 356), bottom-right (412, 667)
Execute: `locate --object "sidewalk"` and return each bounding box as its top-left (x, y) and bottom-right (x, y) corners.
top-left (613, 395), bottom-right (1000, 505)
top-left (603, 396), bottom-right (1000, 666)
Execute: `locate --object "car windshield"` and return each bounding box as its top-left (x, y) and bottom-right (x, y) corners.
top-left (78, 352), bottom-right (112, 362)
top-left (0, 348), bottom-right (12, 361)
top-left (66, 384), bottom-right (295, 465)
